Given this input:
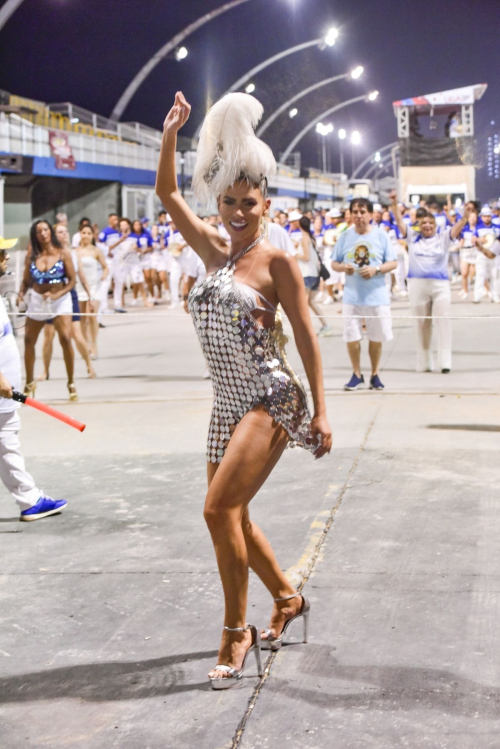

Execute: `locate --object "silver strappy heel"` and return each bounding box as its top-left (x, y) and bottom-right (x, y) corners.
top-left (210, 624), bottom-right (263, 690)
top-left (261, 592), bottom-right (310, 651)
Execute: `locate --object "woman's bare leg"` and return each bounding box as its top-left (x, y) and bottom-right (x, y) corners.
top-left (307, 290), bottom-right (327, 327)
top-left (53, 315), bottom-right (75, 384)
top-left (24, 318), bottom-right (46, 384)
top-left (72, 320), bottom-right (95, 376)
top-left (38, 324), bottom-right (56, 380)
top-left (204, 406), bottom-right (290, 678)
top-left (144, 269), bottom-right (155, 298)
top-left (79, 301), bottom-right (90, 343)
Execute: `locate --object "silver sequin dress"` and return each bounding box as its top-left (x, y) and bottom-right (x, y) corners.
top-left (188, 242), bottom-right (320, 463)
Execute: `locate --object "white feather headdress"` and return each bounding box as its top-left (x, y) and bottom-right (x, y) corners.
top-left (193, 93), bottom-right (276, 204)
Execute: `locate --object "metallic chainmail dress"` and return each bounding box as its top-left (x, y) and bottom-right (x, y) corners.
top-left (189, 238), bottom-right (320, 464)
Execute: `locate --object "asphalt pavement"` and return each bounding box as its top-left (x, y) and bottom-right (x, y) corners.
top-left (1, 290), bottom-right (499, 748)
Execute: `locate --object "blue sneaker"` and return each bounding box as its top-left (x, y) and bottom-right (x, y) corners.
top-left (369, 374), bottom-right (385, 390)
top-left (20, 496), bottom-right (67, 522)
top-left (344, 373), bottom-right (364, 391)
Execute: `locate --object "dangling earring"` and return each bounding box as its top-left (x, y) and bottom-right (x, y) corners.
top-left (261, 212), bottom-right (269, 239)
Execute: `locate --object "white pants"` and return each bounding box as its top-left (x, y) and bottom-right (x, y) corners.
top-left (99, 258), bottom-right (114, 314)
top-left (408, 278), bottom-right (451, 371)
top-left (395, 253), bottom-right (408, 291)
top-left (474, 256), bottom-right (498, 302)
top-left (169, 258), bottom-right (183, 307)
top-left (0, 410), bottom-right (39, 510)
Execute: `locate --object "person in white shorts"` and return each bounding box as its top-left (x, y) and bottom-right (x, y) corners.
top-left (109, 218), bottom-right (152, 311)
top-left (0, 237), bottom-right (67, 521)
top-left (167, 223), bottom-right (189, 308)
top-left (458, 210), bottom-right (477, 300)
top-left (331, 198), bottom-right (397, 391)
top-left (473, 207), bottom-right (500, 304)
top-left (391, 191), bottom-right (471, 373)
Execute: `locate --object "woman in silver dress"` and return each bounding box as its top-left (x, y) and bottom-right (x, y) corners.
top-left (156, 91), bottom-right (332, 689)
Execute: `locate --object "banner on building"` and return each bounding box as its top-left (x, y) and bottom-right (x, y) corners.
top-left (48, 131), bottom-right (76, 170)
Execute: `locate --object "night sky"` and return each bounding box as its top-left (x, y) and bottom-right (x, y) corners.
top-left (1, 0), bottom-right (498, 199)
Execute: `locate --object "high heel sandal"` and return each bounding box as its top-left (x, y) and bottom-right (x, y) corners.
top-left (67, 382), bottom-right (78, 402)
top-left (209, 624), bottom-right (263, 691)
top-left (23, 381), bottom-right (37, 397)
top-left (261, 591), bottom-right (310, 651)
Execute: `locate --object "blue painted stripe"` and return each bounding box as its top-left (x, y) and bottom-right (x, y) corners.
top-left (32, 156), bottom-right (157, 185)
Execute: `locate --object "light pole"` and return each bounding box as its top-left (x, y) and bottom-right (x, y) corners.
top-left (316, 123), bottom-right (334, 173)
top-left (256, 67), bottom-right (364, 137)
top-left (279, 92), bottom-right (379, 165)
top-left (110, 0), bottom-right (253, 121)
top-left (350, 141), bottom-right (398, 179)
top-left (194, 28), bottom-right (339, 138)
top-left (351, 130), bottom-right (361, 173)
top-left (338, 128), bottom-right (347, 175)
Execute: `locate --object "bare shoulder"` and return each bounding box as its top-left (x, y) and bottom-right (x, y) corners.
top-left (267, 244), bottom-right (298, 276)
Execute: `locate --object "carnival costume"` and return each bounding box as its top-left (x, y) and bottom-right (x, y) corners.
top-left (189, 93), bottom-right (320, 462)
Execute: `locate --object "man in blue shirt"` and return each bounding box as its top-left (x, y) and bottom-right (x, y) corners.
top-left (331, 198), bottom-right (397, 391)
top-left (97, 213), bottom-right (120, 315)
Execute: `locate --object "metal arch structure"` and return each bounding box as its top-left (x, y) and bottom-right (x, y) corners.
top-left (256, 72), bottom-right (353, 137)
top-left (110, 0), bottom-right (252, 122)
top-left (279, 94), bottom-right (371, 165)
top-left (193, 36), bottom-right (332, 139)
top-left (0, 0), bottom-right (24, 32)
top-left (350, 142), bottom-right (398, 179)
top-left (362, 153), bottom-right (394, 180)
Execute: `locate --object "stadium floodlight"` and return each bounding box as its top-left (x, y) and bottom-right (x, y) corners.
top-left (368, 90), bottom-right (379, 101)
top-left (175, 46), bottom-right (188, 61)
top-left (316, 122), bottom-right (334, 136)
top-left (289, 108), bottom-right (298, 118)
top-left (350, 66), bottom-right (364, 79)
top-left (374, 151), bottom-right (381, 162)
top-left (245, 83), bottom-right (256, 94)
top-left (324, 27), bottom-right (339, 47)
top-left (338, 128), bottom-right (347, 139)
top-left (351, 130), bottom-right (361, 145)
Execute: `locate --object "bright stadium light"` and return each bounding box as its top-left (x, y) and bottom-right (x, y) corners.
top-left (245, 82), bottom-right (256, 94)
top-left (289, 108), bottom-right (298, 118)
top-left (338, 128), bottom-right (347, 140)
top-left (324, 27), bottom-right (339, 47)
top-left (351, 130), bottom-right (361, 145)
top-left (175, 46), bottom-right (188, 61)
top-left (350, 66), bottom-right (364, 79)
top-left (368, 90), bottom-right (379, 101)
top-left (316, 122), bottom-right (334, 136)
top-left (374, 151), bottom-right (381, 162)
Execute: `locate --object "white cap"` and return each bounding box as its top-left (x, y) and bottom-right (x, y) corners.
top-left (449, 209), bottom-right (456, 216)
top-left (373, 203), bottom-right (383, 212)
top-left (328, 208), bottom-right (342, 218)
top-left (288, 210), bottom-right (303, 222)
top-left (481, 206), bottom-right (492, 216)
top-left (166, 214), bottom-right (173, 222)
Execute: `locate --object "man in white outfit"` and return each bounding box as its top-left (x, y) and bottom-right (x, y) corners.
top-left (473, 207), bottom-right (500, 304)
top-left (391, 191), bottom-right (470, 373)
top-left (0, 238), bottom-right (67, 521)
top-left (97, 213), bottom-right (120, 314)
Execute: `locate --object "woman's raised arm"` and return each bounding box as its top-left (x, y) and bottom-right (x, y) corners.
top-left (155, 92), bottom-right (226, 265)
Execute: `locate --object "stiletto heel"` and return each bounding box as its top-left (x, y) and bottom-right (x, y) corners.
top-left (209, 624), bottom-right (262, 690)
top-left (262, 591), bottom-right (310, 651)
top-left (67, 382), bottom-right (78, 402)
top-left (24, 381), bottom-right (37, 398)
top-left (303, 609), bottom-right (309, 643)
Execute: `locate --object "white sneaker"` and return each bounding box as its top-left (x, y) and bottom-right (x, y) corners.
top-left (318, 325), bottom-right (333, 337)
top-left (493, 296), bottom-right (500, 304)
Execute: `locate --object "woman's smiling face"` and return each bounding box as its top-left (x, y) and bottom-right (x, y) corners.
top-left (218, 180), bottom-right (270, 244)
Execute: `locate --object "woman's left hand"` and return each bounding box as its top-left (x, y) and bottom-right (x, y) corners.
top-left (311, 413), bottom-right (332, 459)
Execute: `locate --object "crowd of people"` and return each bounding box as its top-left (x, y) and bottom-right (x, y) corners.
top-left (7, 188), bottom-right (500, 401)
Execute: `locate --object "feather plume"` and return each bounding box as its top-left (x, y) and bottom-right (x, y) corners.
top-left (193, 93), bottom-right (276, 204)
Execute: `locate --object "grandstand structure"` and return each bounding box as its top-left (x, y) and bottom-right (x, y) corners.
top-left (0, 90), bottom-right (346, 244)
